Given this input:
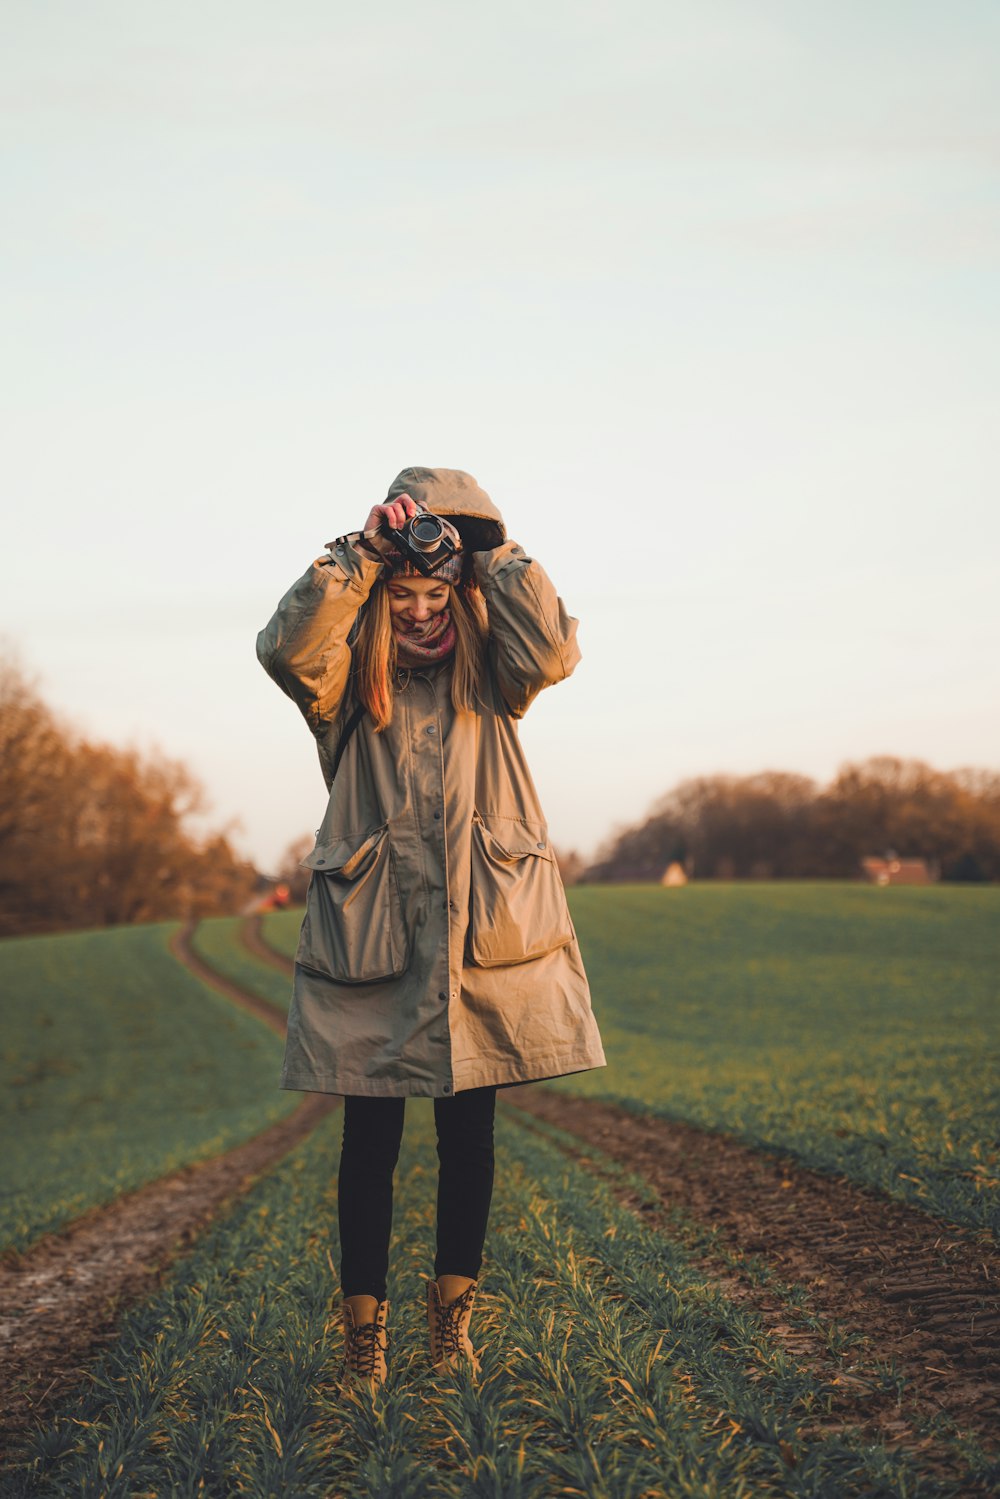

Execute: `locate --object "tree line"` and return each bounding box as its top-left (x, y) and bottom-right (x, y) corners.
top-left (0, 656), bottom-right (256, 936)
top-left (583, 758), bottom-right (1000, 883)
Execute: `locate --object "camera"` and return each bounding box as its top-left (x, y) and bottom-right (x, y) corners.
top-left (380, 505), bottom-right (462, 577)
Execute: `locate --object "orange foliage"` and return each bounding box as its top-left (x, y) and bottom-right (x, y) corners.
top-left (0, 656), bottom-right (256, 935)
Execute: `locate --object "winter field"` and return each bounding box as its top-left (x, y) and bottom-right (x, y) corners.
top-left (264, 883), bottom-right (1000, 1230)
top-left (0, 923), bottom-right (296, 1253)
top-left (1, 887), bottom-right (998, 1495)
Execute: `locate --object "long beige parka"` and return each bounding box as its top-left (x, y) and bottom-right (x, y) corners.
top-left (256, 468), bottom-right (606, 1097)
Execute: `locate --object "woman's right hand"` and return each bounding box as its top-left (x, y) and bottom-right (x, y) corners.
top-left (363, 494), bottom-right (419, 535)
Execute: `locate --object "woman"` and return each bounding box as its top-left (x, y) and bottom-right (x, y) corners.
top-left (256, 467), bottom-right (606, 1387)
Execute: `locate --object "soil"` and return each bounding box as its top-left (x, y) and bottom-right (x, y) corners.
top-left (170, 919), bottom-right (289, 1034)
top-left (0, 1093), bottom-right (337, 1456)
top-left (503, 1086), bottom-right (1000, 1469)
top-left (245, 916), bottom-right (1000, 1454)
top-left (240, 913), bottom-right (296, 977)
top-left (0, 924), bottom-right (336, 1458)
top-left (6, 916), bottom-right (997, 1481)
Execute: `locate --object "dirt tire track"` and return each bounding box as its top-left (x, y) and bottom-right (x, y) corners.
top-left (0, 921), bottom-right (337, 1456)
top-left (503, 1087), bottom-right (1000, 1460)
top-left (171, 919), bottom-right (289, 1033)
top-left (240, 913), bottom-right (296, 977)
top-left (243, 917), bottom-right (1000, 1454)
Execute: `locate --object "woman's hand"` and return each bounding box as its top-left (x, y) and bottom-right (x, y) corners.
top-left (363, 494), bottom-right (419, 535)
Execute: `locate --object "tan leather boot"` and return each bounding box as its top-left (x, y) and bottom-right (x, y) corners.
top-left (341, 1296), bottom-right (389, 1389)
top-left (427, 1279), bottom-right (481, 1373)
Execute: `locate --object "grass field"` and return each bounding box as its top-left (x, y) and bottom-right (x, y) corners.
top-left (11, 1104), bottom-right (989, 1498)
top-left (261, 908), bottom-right (300, 960)
top-left (263, 884), bottom-right (1000, 1231)
top-left (0, 923), bottom-right (295, 1253)
top-left (5, 889), bottom-right (998, 1495)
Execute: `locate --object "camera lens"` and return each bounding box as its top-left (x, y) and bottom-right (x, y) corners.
top-left (409, 514), bottom-right (445, 552)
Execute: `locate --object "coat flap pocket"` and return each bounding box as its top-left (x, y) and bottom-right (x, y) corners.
top-left (296, 821), bottom-right (409, 984)
top-left (467, 813), bottom-right (571, 968)
top-left (474, 814), bottom-right (554, 863)
top-left (300, 824), bottom-right (388, 877)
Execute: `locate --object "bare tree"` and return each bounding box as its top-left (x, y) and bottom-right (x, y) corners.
top-left (585, 758), bottom-right (1000, 883)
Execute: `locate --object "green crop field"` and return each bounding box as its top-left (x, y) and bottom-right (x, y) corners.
top-left (190, 916), bottom-right (293, 1012)
top-left (261, 908), bottom-right (299, 960)
top-left (4, 889), bottom-right (998, 1495)
top-left (11, 1104), bottom-right (990, 1498)
top-left (0, 923), bottom-right (295, 1253)
top-left (558, 884), bottom-right (1000, 1231)
top-left (265, 884), bottom-right (1000, 1231)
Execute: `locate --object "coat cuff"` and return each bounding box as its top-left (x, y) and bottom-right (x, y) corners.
top-left (322, 532), bottom-right (386, 588)
top-left (471, 539), bottom-right (530, 584)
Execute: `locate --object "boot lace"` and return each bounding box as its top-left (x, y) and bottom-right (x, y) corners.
top-left (437, 1284), bottom-right (475, 1358)
top-left (345, 1317), bottom-right (388, 1377)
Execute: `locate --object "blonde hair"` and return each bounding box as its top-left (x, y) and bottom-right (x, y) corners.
top-left (352, 579), bottom-right (488, 731)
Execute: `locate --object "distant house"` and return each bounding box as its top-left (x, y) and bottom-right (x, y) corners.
top-left (861, 856), bottom-right (938, 886)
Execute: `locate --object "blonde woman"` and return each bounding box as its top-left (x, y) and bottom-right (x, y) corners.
top-left (257, 467), bottom-right (606, 1387)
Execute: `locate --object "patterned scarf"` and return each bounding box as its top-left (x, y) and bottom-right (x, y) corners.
top-left (393, 607), bottom-right (456, 667)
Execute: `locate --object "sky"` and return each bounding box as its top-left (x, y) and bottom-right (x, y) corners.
top-left (3, 0), bottom-right (998, 871)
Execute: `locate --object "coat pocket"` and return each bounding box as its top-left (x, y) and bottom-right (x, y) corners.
top-left (467, 813), bottom-right (574, 968)
top-left (296, 824), bottom-right (409, 984)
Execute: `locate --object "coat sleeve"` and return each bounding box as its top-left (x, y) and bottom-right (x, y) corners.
top-left (473, 541), bottom-right (581, 718)
top-left (256, 537), bottom-right (384, 736)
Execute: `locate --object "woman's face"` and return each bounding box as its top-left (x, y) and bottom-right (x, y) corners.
top-left (386, 574), bottom-right (451, 628)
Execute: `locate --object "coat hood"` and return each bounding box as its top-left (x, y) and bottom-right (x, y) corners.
top-left (385, 467), bottom-right (506, 553)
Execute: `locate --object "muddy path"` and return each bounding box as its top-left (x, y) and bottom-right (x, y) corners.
top-left (240, 912), bottom-right (296, 976)
top-left (245, 919), bottom-right (1000, 1451)
top-left (505, 1087), bottom-right (1000, 1466)
top-left (171, 919), bottom-right (289, 1033)
top-left (0, 923), bottom-right (336, 1455)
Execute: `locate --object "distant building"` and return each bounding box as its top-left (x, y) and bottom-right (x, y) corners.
top-left (661, 862), bottom-right (688, 887)
top-left (861, 856), bottom-right (938, 886)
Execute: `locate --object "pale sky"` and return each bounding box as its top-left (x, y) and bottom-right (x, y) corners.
top-left (3, 1), bottom-right (998, 870)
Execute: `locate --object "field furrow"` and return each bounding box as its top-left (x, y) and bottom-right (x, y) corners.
top-left (0, 1093), bottom-right (335, 1456)
top-left (7, 1105), bottom-right (993, 1496)
top-left (259, 887), bottom-right (1000, 1231)
top-left (240, 914), bottom-right (298, 979)
top-left (175, 920), bottom-right (289, 1030)
top-left (558, 884), bottom-right (1000, 1233)
top-left (1, 923), bottom-right (335, 1456)
top-left (0, 923), bottom-right (296, 1255)
top-left (4, 887), bottom-right (998, 1497)
top-left (503, 1095), bottom-right (999, 1482)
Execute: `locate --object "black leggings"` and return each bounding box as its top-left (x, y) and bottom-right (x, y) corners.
top-left (337, 1086), bottom-right (497, 1301)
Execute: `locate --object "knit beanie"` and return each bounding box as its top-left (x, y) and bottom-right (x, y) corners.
top-left (384, 550), bottom-right (465, 586)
